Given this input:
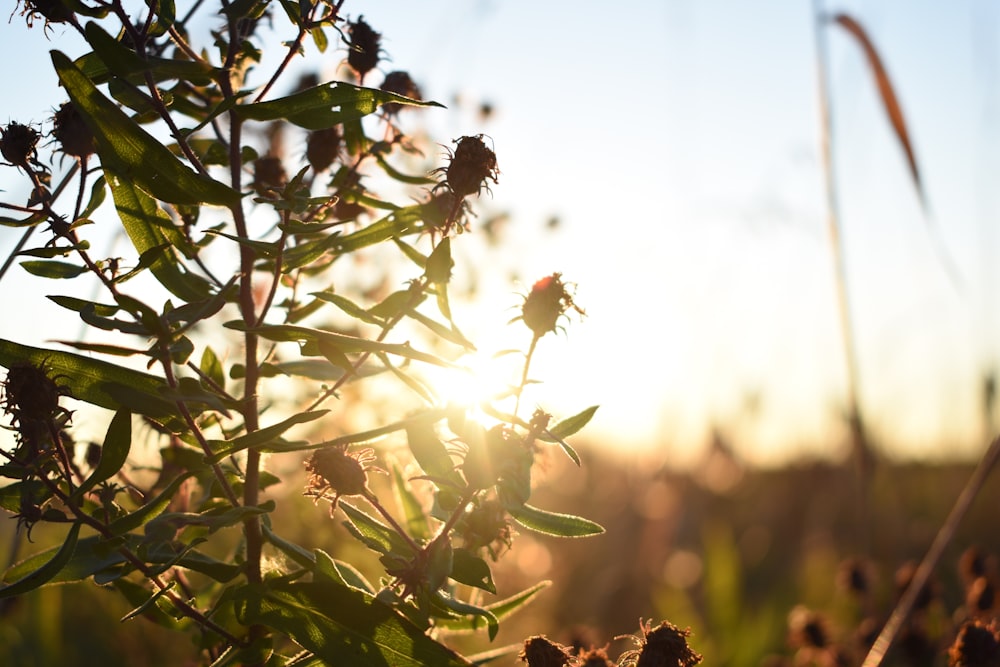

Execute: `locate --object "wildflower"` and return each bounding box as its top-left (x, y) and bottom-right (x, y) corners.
top-left (51, 102), bottom-right (95, 159)
top-left (304, 445), bottom-right (381, 512)
top-left (519, 636), bottom-right (574, 667)
top-left (456, 498), bottom-right (515, 560)
top-left (3, 362), bottom-right (67, 425)
top-left (441, 134), bottom-right (498, 199)
top-left (380, 71), bottom-right (422, 116)
top-left (619, 619), bottom-right (702, 667)
top-left (347, 16), bottom-right (381, 82)
top-left (578, 647), bottom-right (614, 667)
top-left (306, 126), bottom-right (341, 173)
top-left (948, 620), bottom-right (1000, 667)
top-left (14, 0), bottom-right (74, 28)
top-left (519, 273), bottom-right (584, 338)
top-left (1, 122), bottom-right (41, 170)
top-left (252, 155), bottom-right (287, 197)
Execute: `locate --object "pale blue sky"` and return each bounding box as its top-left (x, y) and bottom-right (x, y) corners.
top-left (1, 1), bottom-right (998, 465)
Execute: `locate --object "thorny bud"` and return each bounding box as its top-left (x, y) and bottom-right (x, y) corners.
top-left (520, 273), bottom-right (584, 338)
top-left (578, 647), bottom-right (615, 667)
top-left (457, 498), bottom-right (514, 560)
top-left (1, 122), bottom-right (41, 169)
top-left (519, 636), bottom-right (574, 667)
top-left (51, 102), bottom-right (95, 159)
top-left (949, 620), bottom-right (1000, 667)
top-left (3, 362), bottom-right (65, 424)
top-left (347, 16), bottom-right (381, 82)
top-left (380, 71), bottom-right (422, 116)
top-left (304, 445), bottom-right (380, 512)
top-left (306, 126), bottom-right (341, 173)
top-left (443, 134), bottom-right (498, 199)
top-left (621, 619), bottom-right (703, 667)
top-left (15, 0), bottom-right (73, 28)
top-left (252, 155), bottom-right (287, 197)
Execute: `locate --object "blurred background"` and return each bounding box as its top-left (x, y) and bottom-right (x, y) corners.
top-left (3, 1), bottom-right (1000, 665)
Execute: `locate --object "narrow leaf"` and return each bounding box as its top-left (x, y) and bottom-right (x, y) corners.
top-left (235, 582), bottom-right (472, 666)
top-left (544, 406), bottom-right (599, 440)
top-left (390, 460), bottom-right (431, 542)
top-left (0, 523), bottom-right (81, 598)
top-left (340, 502), bottom-right (415, 557)
top-left (19, 260), bottom-right (88, 279)
top-left (206, 411), bottom-right (328, 462)
top-left (52, 50), bottom-right (239, 207)
top-left (72, 409), bottom-right (131, 501)
top-left (509, 504), bottom-right (605, 538)
top-left (450, 549), bottom-right (496, 594)
top-left (0, 340), bottom-right (182, 425)
top-left (235, 81), bottom-right (443, 130)
top-left (108, 175), bottom-right (214, 302)
top-left (107, 472), bottom-right (196, 536)
top-left (435, 581), bottom-right (550, 633)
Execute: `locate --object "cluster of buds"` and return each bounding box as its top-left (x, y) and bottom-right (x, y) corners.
top-left (518, 622), bottom-right (702, 667)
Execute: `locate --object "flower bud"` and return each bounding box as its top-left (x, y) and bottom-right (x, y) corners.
top-left (520, 273), bottom-right (583, 338)
top-left (306, 126), bottom-right (341, 173)
top-left (380, 71), bottom-right (422, 116)
top-left (347, 16), bottom-right (381, 82)
top-left (52, 102), bottom-right (95, 159)
top-left (0, 122), bottom-right (40, 169)
top-left (519, 636), bottom-right (573, 667)
top-left (444, 135), bottom-right (498, 198)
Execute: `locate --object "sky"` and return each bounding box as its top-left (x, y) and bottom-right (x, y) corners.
top-left (1, 1), bottom-right (999, 467)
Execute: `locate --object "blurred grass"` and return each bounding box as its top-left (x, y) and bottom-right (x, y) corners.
top-left (2, 442), bottom-right (998, 666)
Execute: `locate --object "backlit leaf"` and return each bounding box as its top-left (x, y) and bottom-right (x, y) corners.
top-left (509, 504), bottom-right (605, 538)
top-left (0, 523), bottom-right (81, 598)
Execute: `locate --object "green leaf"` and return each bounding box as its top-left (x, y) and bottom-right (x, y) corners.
top-left (0, 523), bottom-right (81, 598)
top-left (374, 153), bottom-right (436, 185)
top-left (48, 295), bottom-right (119, 316)
top-left (425, 239), bottom-right (453, 284)
top-left (52, 50), bottom-right (239, 207)
top-left (84, 22), bottom-right (220, 86)
top-left (4, 532), bottom-right (241, 587)
top-left (51, 340), bottom-right (144, 357)
top-left (435, 581), bottom-right (550, 634)
top-left (0, 340), bottom-right (183, 425)
top-left (72, 410), bottom-right (131, 501)
top-left (238, 323), bottom-right (455, 369)
top-left (310, 291), bottom-right (384, 326)
top-left (434, 592), bottom-right (499, 641)
top-left (340, 502), bottom-right (415, 557)
top-left (337, 205), bottom-right (424, 252)
top-left (450, 549), bottom-right (496, 594)
top-left (313, 549), bottom-right (376, 595)
top-left (544, 406), bottom-right (599, 440)
top-left (235, 582), bottom-right (472, 666)
top-left (405, 418), bottom-right (463, 487)
top-left (199, 347), bottom-right (226, 391)
top-left (143, 502), bottom-right (275, 546)
top-left (390, 460), bottom-right (431, 542)
top-left (207, 411), bottom-right (328, 462)
top-left (108, 176), bottom-right (215, 302)
top-left (234, 81), bottom-right (443, 130)
top-left (19, 260), bottom-right (89, 279)
top-left (509, 504), bottom-right (604, 538)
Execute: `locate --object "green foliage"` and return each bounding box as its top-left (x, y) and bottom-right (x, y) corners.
top-left (0, 2), bottom-right (606, 665)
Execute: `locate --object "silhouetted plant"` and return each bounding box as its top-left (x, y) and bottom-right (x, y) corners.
top-left (0, 2), bottom-right (649, 665)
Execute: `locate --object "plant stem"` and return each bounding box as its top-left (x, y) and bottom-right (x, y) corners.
top-left (812, 0), bottom-right (871, 553)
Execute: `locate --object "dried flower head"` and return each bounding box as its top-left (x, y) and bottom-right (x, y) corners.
top-left (380, 71), bottom-right (422, 116)
top-left (14, 0), bottom-right (73, 28)
top-left (51, 102), bottom-right (95, 159)
top-left (519, 273), bottom-right (585, 338)
top-left (967, 577), bottom-right (998, 618)
top-left (347, 16), bottom-right (381, 82)
top-left (3, 362), bottom-right (67, 425)
top-left (578, 647), bottom-right (614, 667)
top-left (304, 445), bottom-right (382, 512)
top-left (438, 134), bottom-right (499, 199)
top-left (252, 155), bottom-right (287, 197)
top-left (619, 619), bottom-right (703, 667)
top-left (457, 498), bottom-right (515, 560)
top-left (1, 122), bottom-right (41, 170)
top-left (519, 636), bottom-right (574, 667)
top-left (949, 620), bottom-right (1000, 667)
top-left (306, 126), bottom-right (342, 173)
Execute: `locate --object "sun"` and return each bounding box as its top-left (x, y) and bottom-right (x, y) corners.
top-left (425, 346), bottom-right (523, 413)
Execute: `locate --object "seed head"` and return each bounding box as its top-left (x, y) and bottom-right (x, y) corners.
top-left (51, 102), bottom-right (95, 159)
top-left (347, 16), bottom-right (381, 82)
top-left (578, 647), bottom-right (614, 667)
top-left (520, 273), bottom-right (584, 338)
top-left (380, 71), bottom-right (422, 116)
top-left (304, 445), bottom-right (381, 512)
top-left (519, 636), bottom-right (574, 667)
top-left (252, 155), bottom-right (287, 197)
top-left (619, 620), bottom-right (702, 667)
top-left (306, 126), bottom-right (341, 173)
top-left (457, 498), bottom-right (514, 560)
top-left (15, 0), bottom-right (73, 28)
top-left (3, 362), bottom-right (65, 424)
top-left (1, 122), bottom-right (41, 169)
top-left (442, 135), bottom-right (499, 199)
top-left (949, 620), bottom-right (1000, 667)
